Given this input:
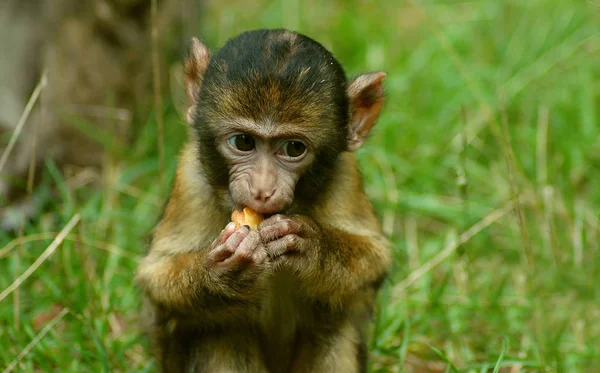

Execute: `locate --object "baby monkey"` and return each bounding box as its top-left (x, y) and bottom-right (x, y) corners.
top-left (135, 29), bottom-right (391, 373)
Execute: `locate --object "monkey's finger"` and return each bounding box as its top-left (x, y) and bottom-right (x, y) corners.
top-left (227, 231), bottom-right (261, 266)
top-left (265, 235), bottom-right (300, 258)
top-left (207, 224), bottom-right (239, 262)
top-left (224, 225), bottom-right (250, 251)
top-left (252, 246), bottom-right (268, 265)
top-left (207, 244), bottom-right (236, 263)
top-left (238, 231), bottom-right (261, 254)
top-left (258, 214), bottom-right (288, 229)
top-left (222, 222), bottom-right (238, 240)
top-left (213, 222), bottom-right (237, 246)
top-left (259, 219), bottom-right (300, 242)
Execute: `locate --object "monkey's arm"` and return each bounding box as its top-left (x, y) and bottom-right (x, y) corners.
top-left (315, 224), bottom-right (391, 299)
top-left (135, 143), bottom-right (268, 325)
top-left (135, 236), bottom-right (267, 325)
top-left (258, 153), bottom-right (392, 305)
top-left (260, 215), bottom-right (390, 305)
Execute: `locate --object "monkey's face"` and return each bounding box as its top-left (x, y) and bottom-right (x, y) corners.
top-left (214, 120), bottom-right (316, 215)
top-left (191, 30), bottom-right (350, 213)
top-left (197, 83), bottom-right (348, 215)
top-left (187, 30), bottom-right (384, 214)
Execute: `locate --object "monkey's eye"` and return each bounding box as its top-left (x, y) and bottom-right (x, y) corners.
top-left (281, 141), bottom-right (307, 158)
top-left (229, 134), bottom-right (256, 152)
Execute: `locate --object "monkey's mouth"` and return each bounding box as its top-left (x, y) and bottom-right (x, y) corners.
top-left (231, 204), bottom-right (277, 219)
top-left (237, 202), bottom-right (287, 218)
top-left (251, 208), bottom-right (276, 219)
top-left (253, 207), bottom-right (286, 218)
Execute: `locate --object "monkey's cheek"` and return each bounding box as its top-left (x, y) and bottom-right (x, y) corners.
top-left (228, 183), bottom-right (250, 207)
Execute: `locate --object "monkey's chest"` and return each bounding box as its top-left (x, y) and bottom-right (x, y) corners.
top-left (258, 271), bottom-right (304, 369)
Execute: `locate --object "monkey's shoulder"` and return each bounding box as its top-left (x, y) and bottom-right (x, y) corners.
top-left (312, 153), bottom-right (382, 232)
top-left (151, 142), bottom-right (227, 254)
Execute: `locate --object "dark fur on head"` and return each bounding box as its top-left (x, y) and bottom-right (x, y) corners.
top-left (191, 29), bottom-right (350, 209)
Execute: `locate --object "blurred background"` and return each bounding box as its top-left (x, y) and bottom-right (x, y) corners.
top-left (1, 0), bottom-right (599, 371)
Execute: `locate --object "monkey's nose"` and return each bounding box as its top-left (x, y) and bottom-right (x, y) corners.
top-left (252, 188), bottom-right (275, 202)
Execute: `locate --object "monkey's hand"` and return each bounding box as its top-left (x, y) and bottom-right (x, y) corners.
top-left (136, 222), bottom-right (270, 324)
top-left (258, 215), bottom-right (321, 263)
top-left (258, 214), bottom-right (391, 305)
top-left (205, 222), bottom-right (269, 298)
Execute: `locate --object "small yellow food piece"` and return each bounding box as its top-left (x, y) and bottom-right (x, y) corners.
top-left (231, 207), bottom-right (264, 231)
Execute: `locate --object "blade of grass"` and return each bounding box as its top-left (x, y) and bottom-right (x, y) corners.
top-left (151, 0), bottom-right (165, 190)
top-left (0, 232), bottom-right (140, 262)
top-left (398, 317), bottom-right (411, 368)
top-left (2, 308), bottom-right (69, 373)
top-left (14, 89), bottom-right (44, 330)
top-left (425, 343), bottom-right (459, 373)
top-left (0, 72), bottom-right (47, 174)
top-left (392, 199), bottom-right (517, 297)
top-left (492, 337), bottom-right (509, 373)
top-left (0, 214), bottom-right (80, 303)
top-left (499, 96), bottom-right (534, 269)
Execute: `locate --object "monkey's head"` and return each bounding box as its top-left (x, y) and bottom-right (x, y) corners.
top-left (184, 29), bottom-right (385, 215)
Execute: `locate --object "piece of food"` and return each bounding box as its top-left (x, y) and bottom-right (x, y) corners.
top-left (231, 207), bottom-right (264, 230)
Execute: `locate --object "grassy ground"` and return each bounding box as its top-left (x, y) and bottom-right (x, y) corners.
top-left (1, 0), bottom-right (599, 371)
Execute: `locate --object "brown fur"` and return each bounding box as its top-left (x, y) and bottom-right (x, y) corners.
top-left (136, 145), bottom-right (391, 372)
top-left (136, 31), bottom-right (391, 373)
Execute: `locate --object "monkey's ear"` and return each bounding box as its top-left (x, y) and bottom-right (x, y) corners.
top-left (184, 37), bottom-right (211, 123)
top-left (346, 72), bottom-right (386, 151)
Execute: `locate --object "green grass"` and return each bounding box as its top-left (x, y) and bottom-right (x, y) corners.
top-left (1, 0), bottom-right (599, 371)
